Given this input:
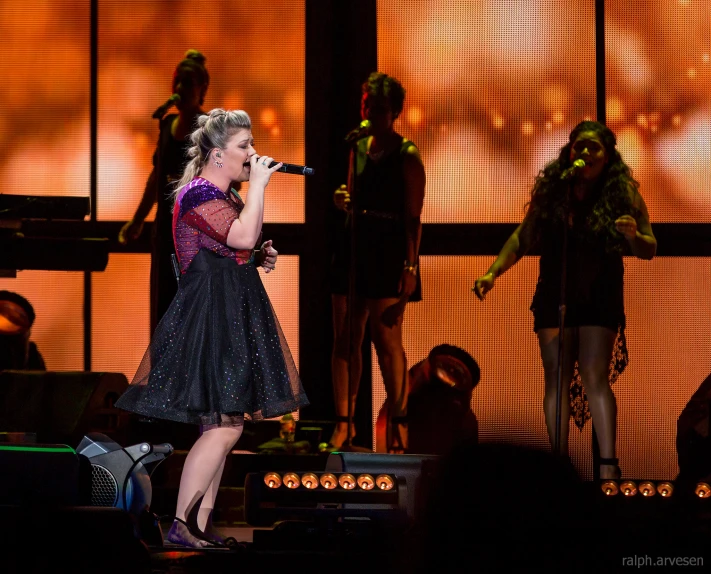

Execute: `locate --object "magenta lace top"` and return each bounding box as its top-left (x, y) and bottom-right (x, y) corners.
top-left (172, 177), bottom-right (258, 272)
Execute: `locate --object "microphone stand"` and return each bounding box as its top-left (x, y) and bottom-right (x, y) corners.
top-left (553, 178), bottom-right (573, 458)
top-left (344, 142), bottom-right (357, 450)
top-left (340, 132), bottom-right (370, 453)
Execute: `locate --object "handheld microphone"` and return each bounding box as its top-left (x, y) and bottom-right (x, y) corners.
top-left (560, 159), bottom-right (586, 180)
top-left (344, 120), bottom-right (371, 144)
top-left (268, 162), bottom-right (315, 176)
top-left (152, 93), bottom-right (181, 119)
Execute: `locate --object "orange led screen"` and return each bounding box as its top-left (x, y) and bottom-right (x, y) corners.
top-left (377, 0), bottom-right (710, 224)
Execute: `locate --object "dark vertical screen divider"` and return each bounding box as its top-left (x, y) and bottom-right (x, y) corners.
top-left (302, 1), bottom-right (378, 446)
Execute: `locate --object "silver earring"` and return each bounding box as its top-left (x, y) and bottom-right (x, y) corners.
top-left (214, 152), bottom-right (223, 169)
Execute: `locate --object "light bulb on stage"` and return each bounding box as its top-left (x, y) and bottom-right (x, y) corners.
top-left (357, 474), bottom-right (375, 490)
top-left (695, 482), bottom-right (711, 498)
top-left (338, 473), bottom-right (356, 489)
top-left (264, 472), bottom-right (282, 489)
top-left (620, 481), bottom-right (637, 496)
top-left (601, 479), bottom-right (619, 496)
top-left (656, 482), bottom-right (674, 497)
top-left (376, 474), bottom-right (395, 490)
top-left (283, 472), bottom-right (300, 489)
top-left (320, 473), bottom-right (337, 489)
top-left (639, 481), bottom-right (656, 497)
top-left (301, 473), bottom-right (319, 489)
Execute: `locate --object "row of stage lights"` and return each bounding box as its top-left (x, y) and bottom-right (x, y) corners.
top-left (263, 471), bottom-right (395, 491)
top-left (601, 480), bottom-right (711, 499)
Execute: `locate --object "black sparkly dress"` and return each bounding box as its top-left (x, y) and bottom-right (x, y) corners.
top-left (116, 178), bottom-right (308, 425)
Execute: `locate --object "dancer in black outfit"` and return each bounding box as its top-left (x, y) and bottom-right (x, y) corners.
top-left (328, 72), bottom-right (425, 453)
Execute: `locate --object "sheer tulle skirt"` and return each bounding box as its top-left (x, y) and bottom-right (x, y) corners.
top-left (116, 248), bottom-right (308, 425)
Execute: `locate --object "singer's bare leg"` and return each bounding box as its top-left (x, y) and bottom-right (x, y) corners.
top-left (537, 327), bottom-right (577, 457)
top-left (167, 426), bottom-right (242, 548)
top-left (578, 326), bottom-right (619, 479)
top-left (369, 297), bottom-right (408, 453)
top-left (330, 294), bottom-right (368, 448)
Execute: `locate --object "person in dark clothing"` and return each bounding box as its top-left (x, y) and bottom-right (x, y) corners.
top-left (327, 72), bottom-right (426, 453)
top-left (473, 121), bottom-right (656, 479)
top-left (118, 49), bottom-right (213, 334)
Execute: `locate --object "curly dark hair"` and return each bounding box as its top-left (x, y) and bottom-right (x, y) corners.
top-left (523, 120), bottom-right (640, 253)
top-left (362, 71), bottom-right (406, 118)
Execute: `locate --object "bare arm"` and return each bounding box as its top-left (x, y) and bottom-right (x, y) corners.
top-left (225, 155), bottom-right (279, 249)
top-left (402, 144), bottom-right (426, 267)
top-left (118, 168), bottom-right (159, 243)
top-left (472, 217), bottom-right (533, 300)
top-left (132, 167), bottom-right (160, 221)
top-left (225, 188), bottom-right (264, 249)
top-left (616, 188), bottom-right (656, 260)
top-left (488, 213), bottom-right (536, 277)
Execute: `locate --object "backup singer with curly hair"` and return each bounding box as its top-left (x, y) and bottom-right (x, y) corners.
top-left (473, 120), bottom-right (656, 480)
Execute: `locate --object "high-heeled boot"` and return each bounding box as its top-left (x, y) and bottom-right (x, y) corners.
top-left (319, 415), bottom-right (356, 452)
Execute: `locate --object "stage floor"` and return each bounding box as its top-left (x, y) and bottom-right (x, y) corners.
top-left (148, 520), bottom-right (405, 573)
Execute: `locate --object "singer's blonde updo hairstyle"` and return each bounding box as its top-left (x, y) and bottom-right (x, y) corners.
top-left (171, 109), bottom-right (252, 203)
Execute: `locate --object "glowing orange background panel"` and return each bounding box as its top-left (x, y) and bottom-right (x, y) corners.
top-left (377, 0), bottom-right (597, 223)
top-left (377, 0), bottom-right (711, 224)
top-left (0, 0), bottom-right (90, 197)
top-left (376, 0), bottom-right (711, 480)
top-left (605, 0), bottom-right (711, 222)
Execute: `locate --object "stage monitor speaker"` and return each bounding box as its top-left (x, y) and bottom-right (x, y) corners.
top-left (0, 370), bottom-right (131, 445)
top-left (0, 442), bottom-right (90, 507)
top-left (324, 452), bottom-right (440, 523)
top-left (76, 432), bottom-right (173, 515)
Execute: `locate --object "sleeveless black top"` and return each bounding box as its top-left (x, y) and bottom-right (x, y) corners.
top-left (530, 189), bottom-right (625, 331)
top-left (330, 136), bottom-right (422, 301)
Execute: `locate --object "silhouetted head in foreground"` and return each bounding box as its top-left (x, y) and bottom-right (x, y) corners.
top-left (405, 442), bottom-right (589, 573)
